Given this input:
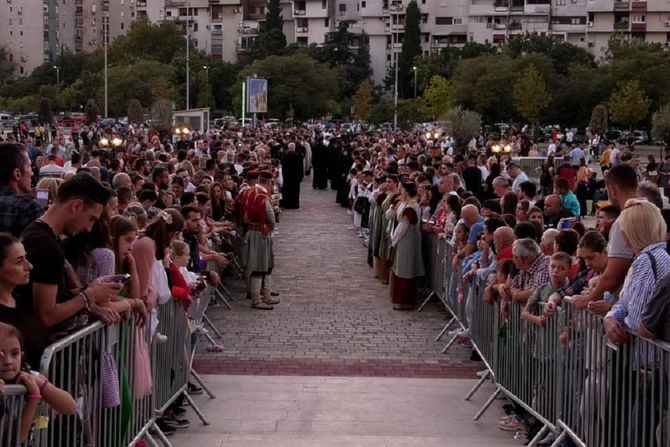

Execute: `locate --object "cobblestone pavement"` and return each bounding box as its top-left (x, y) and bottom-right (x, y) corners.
top-left (194, 179), bottom-right (478, 377)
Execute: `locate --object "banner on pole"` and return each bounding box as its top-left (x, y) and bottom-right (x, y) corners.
top-left (247, 78), bottom-right (268, 114)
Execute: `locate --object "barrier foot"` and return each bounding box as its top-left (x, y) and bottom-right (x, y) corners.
top-left (151, 422), bottom-right (174, 447)
top-left (143, 433), bottom-right (160, 447)
top-left (527, 425), bottom-right (548, 447)
top-left (473, 387), bottom-right (501, 421)
top-left (463, 370), bottom-right (489, 401)
top-left (185, 392), bottom-right (211, 425)
top-left (215, 289), bottom-right (233, 310)
top-left (441, 333), bottom-right (460, 354)
top-left (191, 369), bottom-right (216, 399)
top-left (417, 291), bottom-right (435, 312)
top-left (218, 283), bottom-right (236, 302)
top-left (435, 316), bottom-right (455, 342)
top-left (203, 314), bottom-right (224, 339)
top-left (549, 430), bottom-right (568, 447)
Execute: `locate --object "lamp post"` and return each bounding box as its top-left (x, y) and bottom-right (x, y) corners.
top-left (103, 12), bottom-right (108, 118)
top-left (185, 1), bottom-right (191, 110)
top-left (203, 65), bottom-right (210, 107)
top-left (392, 1), bottom-right (401, 130)
top-left (412, 65), bottom-right (417, 100)
top-left (53, 66), bottom-right (61, 87)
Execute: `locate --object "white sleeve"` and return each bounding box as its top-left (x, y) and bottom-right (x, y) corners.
top-left (391, 220), bottom-right (409, 246)
top-left (385, 206), bottom-right (395, 221)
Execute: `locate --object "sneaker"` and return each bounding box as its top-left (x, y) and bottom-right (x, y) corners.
top-left (164, 418), bottom-right (190, 430)
top-left (170, 406), bottom-right (186, 416)
top-left (187, 382), bottom-right (203, 395)
top-left (155, 419), bottom-right (176, 436)
top-left (497, 416), bottom-right (525, 431)
top-left (476, 369), bottom-right (488, 379)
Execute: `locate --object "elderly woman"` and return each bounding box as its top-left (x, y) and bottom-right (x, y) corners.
top-left (388, 181), bottom-right (425, 311)
top-left (604, 199), bottom-right (670, 343)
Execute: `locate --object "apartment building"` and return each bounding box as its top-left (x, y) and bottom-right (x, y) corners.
top-left (4, 0), bottom-right (670, 80)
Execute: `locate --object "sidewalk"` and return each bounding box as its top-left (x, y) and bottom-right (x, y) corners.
top-left (171, 375), bottom-right (521, 447)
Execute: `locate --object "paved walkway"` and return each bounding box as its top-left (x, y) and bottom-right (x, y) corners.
top-left (194, 180), bottom-right (477, 377)
top-left (171, 375), bottom-right (518, 447)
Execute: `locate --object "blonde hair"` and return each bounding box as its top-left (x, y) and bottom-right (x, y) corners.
top-left (171, 240), bottom-right (189, 257)
top-left (180, 160), bottom-right (195, 177)
top-left (36, 177), bottom-right (64, 202)
top-left (620, 199), bottom-right (667, 253)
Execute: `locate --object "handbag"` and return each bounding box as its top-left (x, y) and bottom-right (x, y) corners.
top-left (132, 326), bottom-right (153, 399)
top-left (101, 351), bottom-right (121, 408)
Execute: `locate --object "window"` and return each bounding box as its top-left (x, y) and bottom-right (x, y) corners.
top-left (121, 22), bottom-right (124, 30)
top-left (631, 14), bottom-right (646, 22)
top-left (297, 36), bottom-right (308, 44)
top-left (339, 3), bottom-right (346, 11)
top-left (435, 17), bottom-right (453, 25)
top-left (322, 0), bottom-right (327, 8)
top-left (424, 33), bottom-right (429, 42)
top-left (422, 14), bottom-right (427, 23)
top-left (166, 10), bottom-right (172, 16)
top-left (324, 17), bottom-right (329, 26)
top-left (454, 18), bottom-right (462, 24)
top-left (193, 22), bottom-right (198, 32)
top-left (361, 1), bottom-right (366, 7)
top-left (556, 0), bottom-right (566, 4)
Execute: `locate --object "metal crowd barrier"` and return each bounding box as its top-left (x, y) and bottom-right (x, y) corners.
top-left (418, 233), bottom-right (446, 312)
top-left (0, 384), bottom-right (29, 446)
top-left (38, 318), bottom-right (156, 447)
top-left (420, 246), bottom-right (670, 447)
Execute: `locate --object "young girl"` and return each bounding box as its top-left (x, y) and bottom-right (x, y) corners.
top-left (484, 258), bottom-right (515, 305)
top-left (453, 222), bottom-right (470, 252)
top-left (0, 322), bottom-right (76, 443)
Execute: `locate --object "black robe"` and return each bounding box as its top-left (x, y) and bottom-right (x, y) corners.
top-left (280, 151), bottom-right (304, 209)
top-left (311, 140), bottom-right (329, 189)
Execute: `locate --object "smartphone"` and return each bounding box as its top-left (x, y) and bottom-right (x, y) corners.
top-left (557, 218), bottom-right (576, 230)
top-left (105, 274), bottom-right (132, 284)
top-left (36, 189), bottom-right (49, 209)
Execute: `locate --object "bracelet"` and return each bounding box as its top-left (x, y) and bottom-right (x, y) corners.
top-left (80, 291), bottom-right (91, 312)
top-left (27, 393), bottom-right (42, 402)
top-left (39, 378), bottom-right (48, 391)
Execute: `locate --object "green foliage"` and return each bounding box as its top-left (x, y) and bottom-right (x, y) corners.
top-left (513, 65), bottom-right (551, 126)
top-left (397, 100), bottom-right (427, 129)
top-left (369, 102), bottom-right (394, 125)
top-left (505, 32), bottom-right (595, 74)
top-left (230, 54), bottom-right (339, 120)
top-left (108, 18), bottom-right (184, 65)
top-left (57, 79), bottom-right (86, 112)
top-left (609, 80), bottom-right (651, 130)
top-left (398, 1), bottom-right (422, 98)
top-left (151, 99), bottom-right (174, 136)
top-left (589, 104), bottom-right (608, 135)
top-left (319, 24), bottom-right (372, 99)
top-left (38, 97), bottom-right (52, 124)
top-left (127, 99), bottom-right (144, 124)
top-left (85, 99), bottom-right (99, 123)
top-left (418, 75), bottom-right (456, 119)
top-left (252, 0), bottom-right (287, 60)
top-left (353, 80), bottom-right (373, 121)
top-left (652, 104), bottom-right (670, 145)
top-left (440, 107), bottom-right (481, 153)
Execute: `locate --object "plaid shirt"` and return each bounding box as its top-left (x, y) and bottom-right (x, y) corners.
top-left (0, 187), bottom-right (44, 238)
top-left (512, 254), bottom-right (550, 291)
top-left (556, 266), bottom-right (592, 298)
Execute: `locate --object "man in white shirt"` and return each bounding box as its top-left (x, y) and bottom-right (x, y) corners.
top-left (509, 163), bottom-right (529, 194)
top-left (39, 154), bottom-right (65, 178)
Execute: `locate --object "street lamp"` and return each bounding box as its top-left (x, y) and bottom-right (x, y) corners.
top-left (111, 137), bottom-right (123, 147)
top-left (391, 0), bottom-right (402, 130)
top-left (99, 137), bottom-right (109, 147)
top-left (53, 66), bottom-right (61, 87)
top-left (103, 12), bottom-right (109, 118)
top-left (413, 66), bottom-right (418, 100)
top-left (203, 65), bottom-right (210, 107)
top-left (185, 0), bottom-right (191, 110)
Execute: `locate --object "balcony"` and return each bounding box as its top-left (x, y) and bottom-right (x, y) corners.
top-left (296, 26), bottom-right (308, 33)
top-left (294, 9), bottom-right (306, 15)
top-left (614, 1), bottom-right (630, 10)
top-left (486, 22), bottom-right (507, 29)
top-left (508, 21), bottom-right (522, 30)
top-left (613, 20), bottom-right (630, 29)
top-left (631, 0), bottom-right (646, 10)
top-left (631, 21), bottom-right (646, 31)
top-left (391, 23), bottom-right (404, 31)
top-left (136, 0), bottom-right (146, 6)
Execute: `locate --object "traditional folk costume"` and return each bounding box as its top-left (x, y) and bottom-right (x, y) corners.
top-left (389, 199), bottom-right (425, 310)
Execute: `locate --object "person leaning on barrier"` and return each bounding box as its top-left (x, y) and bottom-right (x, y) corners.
top-left (17, 174), bottom-right (123, 334)
top-left (576, 164), bottom-right (639, 310)
top-left (505, 238), bottom-right (549, 305)
top-left (452, 204), bottom-right (484, 269)
top-left (603, 199), bottom-right (670, 345)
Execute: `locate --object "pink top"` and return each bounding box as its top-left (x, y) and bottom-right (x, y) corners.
top-left (132, 237), bottom-right (156, 299)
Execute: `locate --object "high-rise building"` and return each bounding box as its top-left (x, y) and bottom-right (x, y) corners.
top-left (2, 0), bottom-right (670, 82)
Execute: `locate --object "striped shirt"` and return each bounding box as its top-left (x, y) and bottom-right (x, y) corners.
top-left (606, 242), bottom-right (670, 331)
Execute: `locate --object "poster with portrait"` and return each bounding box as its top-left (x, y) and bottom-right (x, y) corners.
top-left (247, 78), bottom-right (268, 114)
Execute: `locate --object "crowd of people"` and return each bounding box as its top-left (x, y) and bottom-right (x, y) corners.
top-left (336, 134), bottom-right (669, 445)
top-left (0, 119), bottom-right (668, 445)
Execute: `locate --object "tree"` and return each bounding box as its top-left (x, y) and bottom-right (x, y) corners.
top-left (38, 97), bottom-right (53, 124)
top-left (440, 107), bottom-right (481, 153)
top-left (252, 0), bottom-right (287, 60)
top-left (127, 99), bottom-right (144, 124)
top-left (353, 81), bottom-right (373, 121)
top-left (513, 65), bottom-right (551, 138)
top-left (589, 104), bottom-right (608, 135)
top-left (505, 32), bottom-right (595, 74)
top-left (652, 104), bottom-right (670, 145)
top-left (230, 54), bottom-right (340, 119)
top-left (609, 80), bottom-right (651, 131)
top-left (108, 18), bottom-right (184, 65)
top-left (84, 99), bottom-right (99, 123)
top-left (151, 99), bottom-right (174, 136)
top-left (418, 75), bottom-right (456, 119)
top-left (398, 1), bottom-right (422, 98)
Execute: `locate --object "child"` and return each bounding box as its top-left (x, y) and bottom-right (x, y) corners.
top-left (484, 258), bottom-right (514, 305)
top-left (0, 322), bottom-right (76, 443)
top-left (522, 252), bottom-right (572, 327)
top-left (554, 178), bottom-right (580, 218)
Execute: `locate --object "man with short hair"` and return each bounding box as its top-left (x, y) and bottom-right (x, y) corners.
top-left (180, 206), bottom-right (224, 285)
top-left (0, 143), bottom-right (44, 237)
top-left (518, 181), bottom-right (537, 205)
top-left (112, 172), bottom-right (132, 190)
top-left (543, 194), bottom-right (573, 229)
top-left (39, 154), bottom-right (65, 178)
top-left (508, 238), bottom-right (550, 305)
top-left (19, 173), bottom-right (121, 334)
top-left (508, 163), bottom-right (529, 194)
top-left (492, 176), bottom-right (511, 198)
top-left (577, 164), bottom-right (639, 310)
